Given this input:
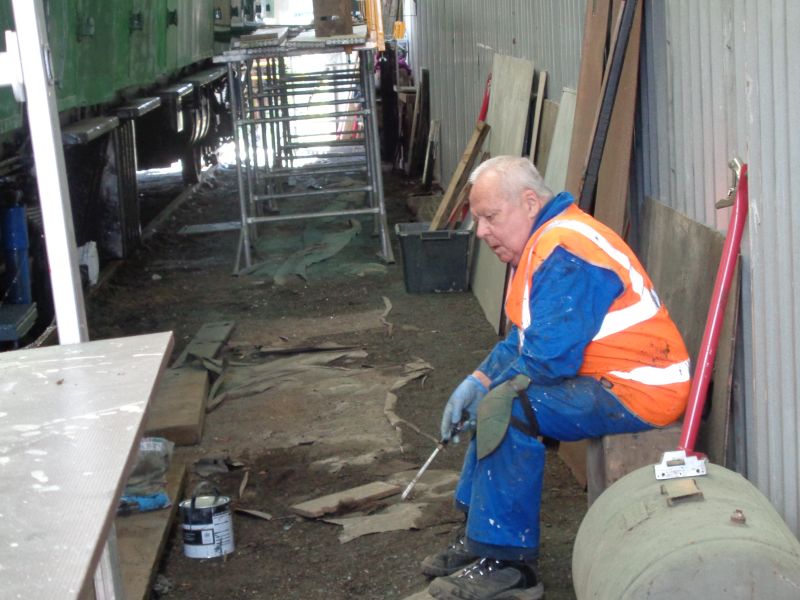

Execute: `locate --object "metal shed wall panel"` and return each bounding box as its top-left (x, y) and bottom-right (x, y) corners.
top-left (404, 0), bottom-right (584, 184)
top-left (637, 0), bottom-right (800, 535)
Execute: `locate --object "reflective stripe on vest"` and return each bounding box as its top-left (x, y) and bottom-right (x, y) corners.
top-left (519, 218), bottom-right (660, 343)
top-left (609, 359), bottom-right (691, 386)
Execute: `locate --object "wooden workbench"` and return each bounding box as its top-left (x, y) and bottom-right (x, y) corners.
top-left (0, 332), bottom-right (173, 599)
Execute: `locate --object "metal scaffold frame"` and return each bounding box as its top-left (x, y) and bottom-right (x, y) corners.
top-left (198, 44), bottom-right (394, 272)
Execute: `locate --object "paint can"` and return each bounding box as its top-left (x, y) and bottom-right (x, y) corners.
top-left (179, 490), bottom-right (235, 559)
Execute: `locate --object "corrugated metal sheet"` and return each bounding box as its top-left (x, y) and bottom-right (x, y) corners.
top-left (406, 0), bottom-right (800, 537)
top-left (404, 0), bottom-right (584, 183)
top-left (637, 0), bottom-right (800, 536)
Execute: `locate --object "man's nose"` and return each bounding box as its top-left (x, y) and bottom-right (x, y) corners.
top-left (475, 219), bottom-right (487, 239)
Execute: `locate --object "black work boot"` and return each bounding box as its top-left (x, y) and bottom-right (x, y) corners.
top-left (427, 557), bottom-right (544, 600)
top-left (420, 528), bottom-right (478, 577)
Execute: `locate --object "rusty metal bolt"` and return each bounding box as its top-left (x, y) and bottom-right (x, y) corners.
top-left (730, 509), bottom-right (747, 525)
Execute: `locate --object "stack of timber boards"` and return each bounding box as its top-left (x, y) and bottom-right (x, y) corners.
top-left (117, 321), bottom-right (234, 599)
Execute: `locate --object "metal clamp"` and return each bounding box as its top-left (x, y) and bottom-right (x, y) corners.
top-left (716, 157), bottom-right (744, 208)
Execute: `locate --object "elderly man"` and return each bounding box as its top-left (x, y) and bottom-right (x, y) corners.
top-left (423, 156), bottom-right (690, 600)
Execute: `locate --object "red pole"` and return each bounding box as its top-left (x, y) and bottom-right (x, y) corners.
top-left (678, 164), bottom-right (749, 455)
top-left (478, 73), bottom-right (492, 122)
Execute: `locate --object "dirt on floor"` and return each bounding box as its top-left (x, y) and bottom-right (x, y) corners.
top-left (87, 161), bottom-right (586, 600)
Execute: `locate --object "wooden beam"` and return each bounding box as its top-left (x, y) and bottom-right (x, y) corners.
top-left (564, 0), bottom-right (612, 196)
top-left (290, 482), bottom-right (401, 518)
top-left (117, 462), bottom-right (187, 600)
top-left (145, 365), bottom-right (209, 446)
top-left (429, 121), bottom-right (489, 230)
top-left (593, 0), bottom-right (643, 234)
top-left (528, 71), bottom-right (548, 164)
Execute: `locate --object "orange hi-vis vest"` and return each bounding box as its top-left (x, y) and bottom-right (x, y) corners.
top-left (505, 204), bottom-right (690, 426)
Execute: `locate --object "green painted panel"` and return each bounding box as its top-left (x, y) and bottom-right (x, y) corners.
top-left (74, 0), bottom-right (120, 104)
top-left (113, 0), bottom-right (133, 90)
top-left (165, 0), bottom-right (178, 73)
top-left (127, 0), bottom-right (159, 88)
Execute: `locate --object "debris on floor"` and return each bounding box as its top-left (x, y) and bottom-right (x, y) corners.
top-left (290, 481), bottom-right (402, 518)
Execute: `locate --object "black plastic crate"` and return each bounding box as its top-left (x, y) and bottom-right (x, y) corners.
top-left (395, 222), bottom-right (472, 293)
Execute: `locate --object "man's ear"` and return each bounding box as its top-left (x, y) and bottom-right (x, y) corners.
top-left (522, 189), bottom-right (542, 218)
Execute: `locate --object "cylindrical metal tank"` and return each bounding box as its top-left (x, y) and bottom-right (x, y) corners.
top-left (573, 463), bottom-right (800, 599)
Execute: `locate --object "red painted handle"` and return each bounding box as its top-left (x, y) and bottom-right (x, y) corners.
top-left (678, 163), bottom-right (749, 455)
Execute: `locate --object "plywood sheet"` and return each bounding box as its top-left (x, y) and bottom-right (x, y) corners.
top-left (485, 54), bottom-right (535, 158)
top-left (117, 462), bottom-right (187, 600)
top-left (471, 55), bottom-right (534, 332)
top-left (543, 88), bottom-right (577, 193)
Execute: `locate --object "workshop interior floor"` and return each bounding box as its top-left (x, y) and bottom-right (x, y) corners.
top-left (87, 160), bottom-right (586, 599)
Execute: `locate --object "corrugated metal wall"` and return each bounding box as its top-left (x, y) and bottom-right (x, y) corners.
top-left (404, 0), bottom-right (584, 184)
top-left (405, 0), bottom-right (800, 536)
top-left (637, 0), bottom-right (800, 536)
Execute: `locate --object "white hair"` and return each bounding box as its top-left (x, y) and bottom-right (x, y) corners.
top-left (468, 156), bottom-right (554, 204)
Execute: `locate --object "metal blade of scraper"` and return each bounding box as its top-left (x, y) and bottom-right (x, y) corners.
top-left (401, 441), bottom-right (446, 501)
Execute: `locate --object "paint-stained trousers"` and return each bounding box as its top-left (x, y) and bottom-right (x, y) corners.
top-left (454, 376), bottom-right (652, 561)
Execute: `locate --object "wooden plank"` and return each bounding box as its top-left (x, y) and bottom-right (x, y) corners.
top-left (564, 0), bottom-right (612, 196)
top-left (290, 481), bottom-right (401, 518)
top-left (535, 99), bottom-right (560, 175)
top-left (577, 0), bottom-right (638, 212)
top-left (543, 88), bottom-right (577, 192)
top-left (429, 121), bottom-right (489, 230)
top-left (173, 320), bottom-right (235, 367)
top-left (586, 426), bottom-right (681, 505)
top-left (145, 365), bottom-right (209, 446)
top-left (421, 119), bottom-right (440, 190)
top-left (593, 0), bottom-right (643, 234)
top-left (406, 69), bottom-right (430, 177)
top-left (472, 54), bottom-right (535, 333)
top-left (558, 440), bottom-right (588, 490)
top-left (528, 70), bottom-right (548, 164)
top-left (117, 461), bottom-right (187, 600)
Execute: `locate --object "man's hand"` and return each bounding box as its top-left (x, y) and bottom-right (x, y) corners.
top-left (440, 374), bottom-right (488, 442)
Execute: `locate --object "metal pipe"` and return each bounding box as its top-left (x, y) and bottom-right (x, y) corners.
top-left (359, 49), bottom-right (394, 263)
top-left (254, 185), bottom-right (371, 201)
top-left (239, 109), bottom-right (368, 125)
top-left (247, 206), bottom-right (378, 225)
top-left (247, 97), bottom-right (361, 110)
top-left (228, 61), bottom-right (252, 268)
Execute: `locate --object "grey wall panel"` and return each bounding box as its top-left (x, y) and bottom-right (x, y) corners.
top-left (406, 0), bottom-right (800, 537)
top-left (637, 0), bottom-right (800, 536)
top-left (405, 0), bottom-right (584, 184)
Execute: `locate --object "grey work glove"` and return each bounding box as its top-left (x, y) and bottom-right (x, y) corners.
top-left (440, 374), bottom-right (488, 442)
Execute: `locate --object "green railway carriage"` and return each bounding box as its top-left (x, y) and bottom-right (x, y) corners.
top-left (0, 0), bottom-right (244, 346)
top-left (0, 0), bottom-right (216, 142)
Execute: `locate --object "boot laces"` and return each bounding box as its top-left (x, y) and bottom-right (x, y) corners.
top-left (458, 558), bottom-right (505, 580)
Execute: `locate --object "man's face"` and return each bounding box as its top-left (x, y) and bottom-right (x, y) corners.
top-left (470, 171), bottom-right (542, 266)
